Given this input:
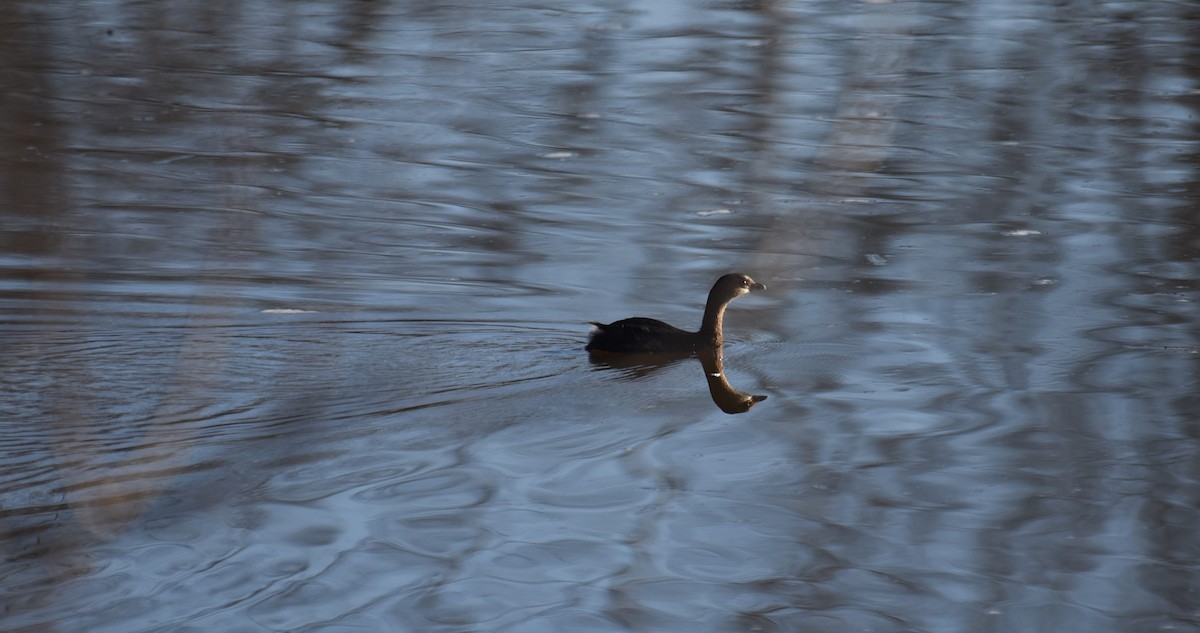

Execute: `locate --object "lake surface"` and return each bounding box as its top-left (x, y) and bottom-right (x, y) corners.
top-left (2, 1), bottom-right (1198, 631)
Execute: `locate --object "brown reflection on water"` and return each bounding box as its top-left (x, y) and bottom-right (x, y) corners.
top-left (697, 349), bottom-right (767, 414)
top-left (588, 347), bottom-right (767, 415)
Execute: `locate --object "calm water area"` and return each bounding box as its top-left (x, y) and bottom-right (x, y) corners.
top-left (2, 1), bottom-right (1198, 631)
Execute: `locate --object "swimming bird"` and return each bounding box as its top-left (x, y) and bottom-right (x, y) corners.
top-left (586, 273), bottom-right (765, 353)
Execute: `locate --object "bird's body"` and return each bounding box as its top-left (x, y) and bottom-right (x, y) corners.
top-left (587, 317), bottom-right (697, 354)
top-left (586, 273), bottom-right (765, 354)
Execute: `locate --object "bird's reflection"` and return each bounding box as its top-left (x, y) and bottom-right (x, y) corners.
top-left (696, 349), bottom-right (768, 414)
top-left (588, 347), bottom-right (767, 414)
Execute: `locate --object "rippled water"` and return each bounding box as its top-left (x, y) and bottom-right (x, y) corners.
top-left (2, 1), bottom-right (1198, 632)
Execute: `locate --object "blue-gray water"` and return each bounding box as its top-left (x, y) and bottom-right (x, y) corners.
top-left (2, 1), bottom-right (1198, 632)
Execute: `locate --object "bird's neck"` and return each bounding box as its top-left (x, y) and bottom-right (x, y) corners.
top-left (698, 301), bottom-right (727, 348)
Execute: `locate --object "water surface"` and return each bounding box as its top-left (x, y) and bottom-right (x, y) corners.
top-left (2, 1), bottom-right (1198, 632)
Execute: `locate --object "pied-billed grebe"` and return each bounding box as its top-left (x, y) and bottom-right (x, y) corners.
top-left (586, 273), bottom-right (765, 353)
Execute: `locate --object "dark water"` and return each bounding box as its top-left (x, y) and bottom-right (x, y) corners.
top-left (2, 1), bottom-right (1198, 631)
